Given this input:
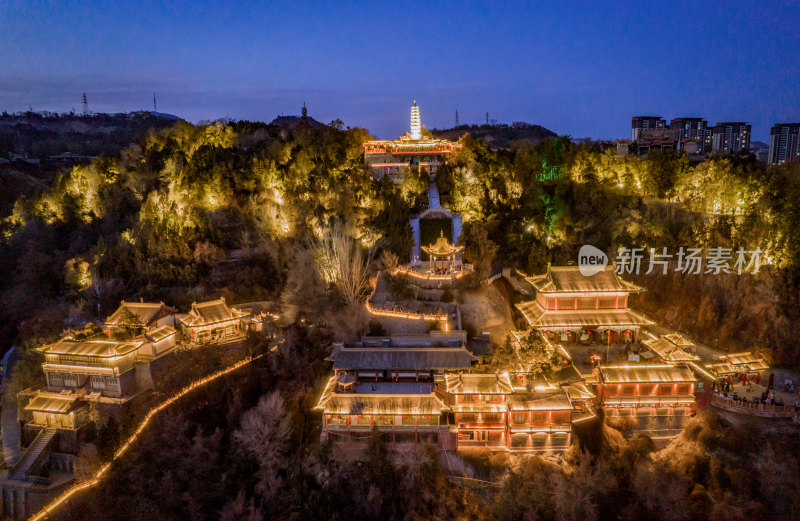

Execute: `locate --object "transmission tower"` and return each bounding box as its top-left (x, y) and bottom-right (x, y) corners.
top-left (153, 93), bottom-right (157, 112)
top-left (485, 112), bottom-right (489, 125)
top-left (455, 110), bottom-right (459, 126)
top-left (82, 93), bottom-right (88, 115)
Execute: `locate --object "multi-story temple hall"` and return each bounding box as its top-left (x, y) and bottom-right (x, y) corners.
top-left (363, 101), bottom-right (462, 180)
top-left (516, 265), bottom-right (652, 344)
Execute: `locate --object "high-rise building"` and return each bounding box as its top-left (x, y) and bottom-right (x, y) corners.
top-left (711, 122), bottom-right (751, 154)
top-left (670, 118), bottom-right (710, 152)
top-left (631, 116), bottom-right (666, 141)
top-left (768, 123), bottom-right (800, 164)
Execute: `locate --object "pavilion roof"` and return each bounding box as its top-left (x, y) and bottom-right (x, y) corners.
top-left (598, 365), bottom-right (695, 384)
top-left (25, 392), bottom-right (83, 414)
top-left (706, 352), bottom-right (768, 374)
top-left (421, 232), bottom-right (464, 257)
top-left (319, 393), bottom-right (448, 416)
top-left (526, 266), bottom-right (642, 294)
top-left (105, 301), bottom-right (175, 328)
top-left (664, 333), bottom-right (694, 347)
top-left (332, 347), bottom-right (475, 371)
top-left (642, 337), bottom-right (699, 361)
top-left (44, 338), bottom-right (143, 358)
top-left (444, 374), bottom-right (513, 395)
top-left (181, 298), bottom-right (249, 327)
top-left (516, 301), bottom-right (652, 328)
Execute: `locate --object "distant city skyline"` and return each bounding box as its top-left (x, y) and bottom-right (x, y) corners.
top-left (2, 1), bottom-right (799, 142)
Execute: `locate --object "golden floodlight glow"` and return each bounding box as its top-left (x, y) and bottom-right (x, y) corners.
top-left (28, 348), bottom-right (274, 521)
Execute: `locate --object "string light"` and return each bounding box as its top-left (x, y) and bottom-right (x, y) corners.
top-left (28, 349), bottom-right (272, 521)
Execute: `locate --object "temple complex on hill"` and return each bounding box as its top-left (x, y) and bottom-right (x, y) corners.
top-left (363, 101), bottom-right (461, 180)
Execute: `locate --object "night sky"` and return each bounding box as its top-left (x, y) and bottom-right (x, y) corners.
top-left (2, 0), bottom-right (798, 141)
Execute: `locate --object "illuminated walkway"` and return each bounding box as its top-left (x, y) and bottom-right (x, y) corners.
top-left (28, 351), bottom-right (268, 521)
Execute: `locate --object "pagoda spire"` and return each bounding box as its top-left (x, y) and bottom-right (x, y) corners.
top-left (410, 101), bottom-right (421, 140)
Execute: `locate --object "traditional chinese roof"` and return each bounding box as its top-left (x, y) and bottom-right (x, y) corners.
top-left (320, 394), bottom-right (448, 416)
top-left (706, 352), bottom-right (768, 375)
top-left (642, 336), bottom-right (699, 361)
top-left (509, 391), bottom-right (573, 411)
top-left (145, 325), bottom-right (176, 343)
top-left (664, 333), bottom-right (693, 347)
top-left (526, 265), bottom-right (642, 294)
top-left (563, 382), bottom-right (596, 400)
top-left (180, 298), bottom-right (249, 327)
top-left (516, 301), bottom-right (652, 328)
top-left (598, 365), bottom-right (696, 384)
top-left (444, 374), bottom-right (513, 395)
top-left (332, 347), bottom-right (476, 371)
top-left (24, 392), bottom-right (83, 414)
top-left (44, 338), bottom-right (143, 358)
top-left (421, 231), bottom-right (464, 258)
top-left (105, 301), bottom-right (175, 328)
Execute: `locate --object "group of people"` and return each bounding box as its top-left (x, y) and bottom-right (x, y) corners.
top-left (714, 384), bottom-right (790, 408)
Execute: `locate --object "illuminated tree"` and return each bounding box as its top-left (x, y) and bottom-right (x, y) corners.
top-left (310, 222), bottom-right (379, 304)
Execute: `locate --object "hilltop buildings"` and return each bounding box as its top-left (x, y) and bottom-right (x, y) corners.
top-left (318, 265), bottom-right (731, 453)
top-left (0, 297), bottom-right (257, 519)
top-left (363, 101), bottom-right (462, 180)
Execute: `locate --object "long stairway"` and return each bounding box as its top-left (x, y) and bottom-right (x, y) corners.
top-left (11, 428), bottom-right (56, 480)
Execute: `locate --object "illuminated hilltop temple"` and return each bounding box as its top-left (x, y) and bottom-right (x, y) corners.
top-left (363, 101), bottom-right (462, 180)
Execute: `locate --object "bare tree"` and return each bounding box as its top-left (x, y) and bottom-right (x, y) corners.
top-left (310, 222), bottom-right (379, 304)
top-left (233, 391), bottom-right (292, 499)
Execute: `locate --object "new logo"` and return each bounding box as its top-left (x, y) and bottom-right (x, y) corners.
top-left (578, 245), bottom-right (608, 276)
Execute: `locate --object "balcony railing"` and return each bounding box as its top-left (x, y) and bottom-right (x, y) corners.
top-left (710, 394), bottom-right (796, 418)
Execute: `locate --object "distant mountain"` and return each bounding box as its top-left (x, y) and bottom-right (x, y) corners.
top-left (431, 122), bottom-right (558, 149)
top-left (0, 111), bottom-right (182, 159)
top-left (750, 140), bottom-right (768, 151)
top-left (0, 111), bottom-right (182, 216)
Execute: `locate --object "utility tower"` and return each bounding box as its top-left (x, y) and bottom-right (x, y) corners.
top-left (82, 93), bottom-right (89, 115)
top-left (153, 93), bottom-right (157, 112)
top-left (455, 110), bottom-right (459, 126)
top-left (485, 112), bottom-right (489, 125)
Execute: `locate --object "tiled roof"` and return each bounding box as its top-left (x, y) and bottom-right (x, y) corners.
top-left (332, 347), bottom-right (475, 371)
top-left (599, 365), bottom-right (696, 384)
top-left (516, 301), bottom-right (652, 328)
top-left (181, 298), bottom-right (249, 327)
top-left (509, 391), bottom-right (572, 411)
top-left (106, 301), bottom-right (173, 327)
top-left (444, 374), bottom-right (513, 394)
top-left (145, 325), bottom-right (176, 342)
top-left (642, 337), bottom-right (699, 361)
top-left (707, 353), bottom-right (769, 375)
top-left (44, 338), bottom-right (142, 357)
top-left (527, 266), bottom-right (642, 294)
top-left (25, 392), bottom-right (82, 414)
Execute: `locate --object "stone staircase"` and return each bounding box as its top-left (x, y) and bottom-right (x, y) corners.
top-left (11, 428), bottom-right (56, 480)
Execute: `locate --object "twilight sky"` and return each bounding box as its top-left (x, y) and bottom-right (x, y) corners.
top-left (1, 0), bottom-right (799, 141)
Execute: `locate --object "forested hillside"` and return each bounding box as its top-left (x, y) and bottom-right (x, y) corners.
top-left (2, 120), bottom-right (800, 367)
top-left (4, 118), bottom-right (800, 521)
